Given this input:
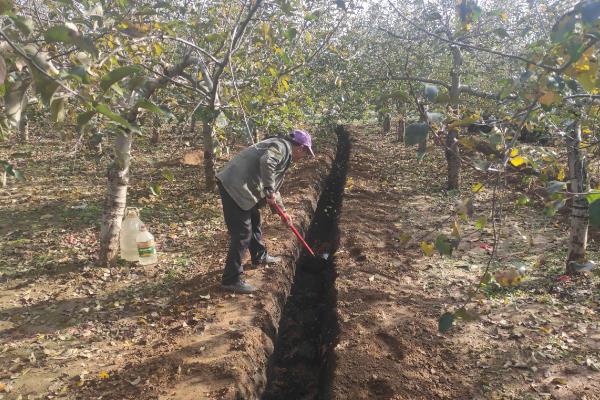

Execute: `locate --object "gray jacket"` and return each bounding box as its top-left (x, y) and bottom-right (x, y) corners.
top-left (216, 137), bottom-right (292, 211)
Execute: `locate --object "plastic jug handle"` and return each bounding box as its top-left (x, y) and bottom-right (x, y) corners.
top-left (125, 207), bottom-right (140, 216)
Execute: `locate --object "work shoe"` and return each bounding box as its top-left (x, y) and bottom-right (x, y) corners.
top-left (221, 280), bottom-right (256, 294)
top-left (253, 254), bottom-right (281, 267)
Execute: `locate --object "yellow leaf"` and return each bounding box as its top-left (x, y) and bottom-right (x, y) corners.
top-left (98, 371), bottom-right (110, 379)
top-left (305, 31), bottom-right (312, 45)
top-left (557, 167), bottom-right (566, 181)
top-left (510, 156), bottom-right (527, 167)
top-left (420, 241), bottom-right (435, 257)
top-left (399, 233), bottom-right (411, 246)
top-left (539, 326), bottom-right (553, 334)
top-left (494, 268), bottom-right (522, 287)
top-left (471, 182), bottom-right (484, 193)
top-left (464, 23), bottom-right (472, 31)
top-left (551, 377), bottom-right (568, 385)
top-left (451, 220), bottom-right (461, 239)
top-left (509, 148), bottom-right (519, 157)
top-left (539, 90), bottom-right (560, 106)
top-left (153, 43), bottom-right (163, 56)
top-left (499, 12), bottom-right (508, 22)
top-left (566, 47), bottom-right (599, 92)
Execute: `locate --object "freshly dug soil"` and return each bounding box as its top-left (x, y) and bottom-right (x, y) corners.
top-left (262, 126), bottom-right (350, 399)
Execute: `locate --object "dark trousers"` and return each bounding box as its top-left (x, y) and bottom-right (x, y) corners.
top-left (218, 183), bottom-right (267, 285)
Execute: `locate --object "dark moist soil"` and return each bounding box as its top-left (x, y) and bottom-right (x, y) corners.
top-left (262, 126), bottom-right (350, 399)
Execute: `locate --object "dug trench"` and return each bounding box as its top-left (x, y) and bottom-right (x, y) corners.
top-left (262, 125), bottom-right (350, 399)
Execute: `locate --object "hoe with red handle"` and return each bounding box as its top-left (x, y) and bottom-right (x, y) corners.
top-left (272, 202), bottom-right (329, 260)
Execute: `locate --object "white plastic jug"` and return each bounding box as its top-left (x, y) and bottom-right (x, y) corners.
top-left (136, 224), bottom-right (158, 266)
top-left (120, 208), bottom-right (142, 262)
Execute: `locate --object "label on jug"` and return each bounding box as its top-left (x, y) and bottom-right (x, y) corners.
top-left (137, 240), bottom-right (156, 257)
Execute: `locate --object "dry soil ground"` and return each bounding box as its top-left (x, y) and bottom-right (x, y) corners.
top-left (1, 124), bottom-right (599, 400)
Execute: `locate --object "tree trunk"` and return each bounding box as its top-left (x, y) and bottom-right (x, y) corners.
top-left (99, 132), bottom-right (132, 267)
top-left (97, 54), bottom-right (197, 266)
top-left (151, 117), bottom-right (160, 144)
top-left (382, 113), bottom-right (391, 135)
top-left (5, 77), bottom-right (30, 132)
top-left (446, 128), bottom-right (460, 189)
top-left (1, 170), bottom-right (6, 188)
top-left (19, 114), bottom-right (28, 142)
top-left (396, 116), bottom-right (405, 142)
top-left (202, 120), bottom-right (216, 191)
top-left (447, 44), bottom-right (463, 190)
top-left (189, 113), bottom-right (197, 138)
top-left (566, 121), bottom-right (588, 273)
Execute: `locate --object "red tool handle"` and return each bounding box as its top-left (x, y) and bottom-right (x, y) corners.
top-left (272, 202), bottom-right (316, 256)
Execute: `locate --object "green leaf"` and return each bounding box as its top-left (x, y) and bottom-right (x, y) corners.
top-left (0, 55), bottom-right (6, 85)
top-left (481, 272), bottom-right (492, 285)
top-left (424, 84), bottom-right (439, 101)
top-left (1, 160), bottom-right (23, 180)
top-left (44, 25), bottom-right (74, 42)
top-left (454, 307), bottom-right (479, 322)
top-left (50, 97), bottom-right (66, 123)
top-left (546, 180), bottom-right (567, 195)
top-left (0, 0), bottom-right (13, 14)
top-left (426, 112), bottom-right (443, 123)
top-left (516, 195), bottom-right (530, 206)
top-left (475, 216), bottom-right (487, 230)
top-left (551, 14), bottom-right (575, 44)
top-left (32, 73), bottom-right (59, 105)
top-left (544, 199), bottom-right (566, 217)
top-left (578, 1), bottom-right (600, 26)
top-left (9, 14), bottom-right (34, 35)
top-left (589, 199), bottom-right (600, 227)
top-left (215, 111), bottom-right (228, 129)
top-left (136, 99), bottom-right (171, 117)
top-left (586, 191), bottom-right (600, 204)
top-left (161, 170), bottom-right (175, 182)
top-left (283, 27), bottom-right (297, 41)
top-left (149, 183), bottom-right (162, 196)
top-left (100, 65), bottom-right (142, 91)
top-left (72, 36), bottom-right (99, 58)
top-left (94, 103), bottom-right (131, 129)
top-left (493, 27), bottom-right (509, 38)
top-left (435, 234), bottom-right (453, 256)
top-left (404, 122), bottom-right (429, 146)
top-left (438, 312), bottom-right (454, 333)
top-left (76, 110), bottom-right (96, 130)
top-left (63, 65), bottom-right (91, 84)
top-left (44, 25), bottom-right (99, 57)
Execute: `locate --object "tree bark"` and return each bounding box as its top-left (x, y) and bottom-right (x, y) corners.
top-left (396, 116), bottom-right (405, 142)
top-left (19, 113), bottom-right (28, 142)
top-left (189, 113), bottom-right (197, 138)
top-left (4, 76), bottom-right (30, 132)
top-left (98, 54), bottom-right (197, 267)
top-left (446, 44), bottom-right (462, 190)
top-left (99, 132), bottom-right (132, 267)
top-left (382, 113), bottom-right (391, 135)
top-left (151, 115), bottom-right (160, 144)
top-left (446, 128), bottom-right (460, 189)
top-left (202, 119), bottom-right (216, 191)
top-left (566, 121), bottom-right (588, 273)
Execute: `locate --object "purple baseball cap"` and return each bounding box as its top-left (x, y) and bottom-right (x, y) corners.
top-left (290, 129), bottom-right (315, 157)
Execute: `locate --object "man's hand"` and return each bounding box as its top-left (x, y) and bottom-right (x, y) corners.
top-left (266, 192), bottom-right (277, 206)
